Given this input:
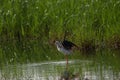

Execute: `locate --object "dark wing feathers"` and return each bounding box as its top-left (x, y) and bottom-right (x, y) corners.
top-left (62, 40), bottom-right (76, 50)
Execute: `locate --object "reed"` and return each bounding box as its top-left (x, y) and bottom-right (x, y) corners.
top-left (0, 0), bottom-right (119, 41)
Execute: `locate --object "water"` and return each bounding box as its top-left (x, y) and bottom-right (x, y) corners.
top-left (0, 60), bottom-right (120, 80)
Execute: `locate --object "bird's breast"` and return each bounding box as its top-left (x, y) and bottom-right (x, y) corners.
top-left (57, 47), bottom-right (72, 55)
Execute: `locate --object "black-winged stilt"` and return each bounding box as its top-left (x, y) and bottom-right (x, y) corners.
top-left (55, 40), bottom-right (78, 68)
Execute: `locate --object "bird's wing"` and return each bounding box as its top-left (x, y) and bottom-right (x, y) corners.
top-left (62, 40), bottom-right (78, 50)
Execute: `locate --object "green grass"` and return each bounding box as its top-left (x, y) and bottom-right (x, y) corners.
top-left (0, 0), bottom-right (120, 41)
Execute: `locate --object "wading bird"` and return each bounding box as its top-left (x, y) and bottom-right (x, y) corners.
top-left (55, 39), bottom-right (78, 68)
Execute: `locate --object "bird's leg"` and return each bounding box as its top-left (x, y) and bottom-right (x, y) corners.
top-left (66, 55), bottom-right (68, 69)
top-left (66, 55), bottom-right (68, 65)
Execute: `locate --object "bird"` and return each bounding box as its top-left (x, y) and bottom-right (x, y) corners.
top-left (55, 39), bottom-right (78, 69)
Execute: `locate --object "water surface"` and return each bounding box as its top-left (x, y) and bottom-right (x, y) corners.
top-left (0, 60), bottom-right (120, 80)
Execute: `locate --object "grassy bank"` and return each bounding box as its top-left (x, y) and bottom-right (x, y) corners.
top-left (0, 0), bottom-right (120, 41)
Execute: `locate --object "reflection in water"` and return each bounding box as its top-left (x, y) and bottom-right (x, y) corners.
top-left (60, 70), bottom-right (80, 80)
top-left (0, 60), bottom-right (120, 80)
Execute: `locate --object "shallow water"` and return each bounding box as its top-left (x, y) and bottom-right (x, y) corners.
top-left (0, 60), bottom-right (120, 80)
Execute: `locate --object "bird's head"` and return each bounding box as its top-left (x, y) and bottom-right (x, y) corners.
top-left (54, 40), bottom-right (63, 47)
top-left (54, 40), bottom-right (60, 45)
